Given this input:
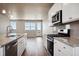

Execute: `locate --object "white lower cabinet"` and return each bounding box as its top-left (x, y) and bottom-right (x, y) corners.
top-left (73, 47), bottom-right (79, 56)
top-left (0, 47), bottom-right (4, 56)
top-left (54, 39), bottom-right (79, 56)
top-left (17, 37), bottom-right (26, 56)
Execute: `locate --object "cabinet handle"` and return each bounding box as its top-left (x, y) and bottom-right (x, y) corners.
top-left (58, 49), bottom-right (61, 52)
top-left (69, 17), bottom-right (72, 19)
top-left (63, 47), bottom-right (66, 49)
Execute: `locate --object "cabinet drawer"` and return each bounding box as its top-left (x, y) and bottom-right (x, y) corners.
top-left (17, 37), bottom-right (26, 56)
top-left (54, 47), bottom-right (65, 56)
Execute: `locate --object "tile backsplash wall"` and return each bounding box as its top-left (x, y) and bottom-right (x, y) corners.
top-left (53, 24), bottom-right (70, 33)
top-left (52, 21), bottom-right (79, 40)
top-left (56, 21), bottom-right (79, 39)
top-left (70, 21), bottom-right (79, 39)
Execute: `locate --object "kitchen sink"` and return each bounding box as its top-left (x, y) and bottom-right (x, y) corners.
top-left (7, 35), bottom-right (21, 37)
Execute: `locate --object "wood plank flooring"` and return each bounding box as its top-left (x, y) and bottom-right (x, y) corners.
top-left (22, 37), bottom-right (48, 56)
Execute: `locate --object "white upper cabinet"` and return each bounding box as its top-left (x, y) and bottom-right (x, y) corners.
top-left (49, 3), bottom-right (79, 24)
top-left (62, 3), bottom-right (79, 23)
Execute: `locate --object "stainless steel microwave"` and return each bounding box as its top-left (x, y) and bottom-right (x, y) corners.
top-left (52, 10), bottom-right (62, 24)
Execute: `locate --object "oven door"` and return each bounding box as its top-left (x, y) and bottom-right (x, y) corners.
top-left (47, 38), bottom-right (53, 56)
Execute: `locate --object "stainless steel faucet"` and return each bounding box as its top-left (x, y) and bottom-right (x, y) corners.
top-left (6, 25), bottom-right (13, 37)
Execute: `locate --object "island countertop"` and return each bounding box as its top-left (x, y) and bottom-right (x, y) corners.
top-left (0, 33), bottom-right (25, 47)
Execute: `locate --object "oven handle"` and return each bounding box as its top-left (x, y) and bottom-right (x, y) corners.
top-left (47, 39), bottom-right (53, 42)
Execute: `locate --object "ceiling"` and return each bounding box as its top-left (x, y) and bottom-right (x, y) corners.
top-left (0, 3), bottom-right (53, 20)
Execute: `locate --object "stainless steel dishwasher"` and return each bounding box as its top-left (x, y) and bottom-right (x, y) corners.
top-left (5, 40), bottom-right (17, 56)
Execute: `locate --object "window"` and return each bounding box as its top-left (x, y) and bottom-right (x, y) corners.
top-left (25, 21), bottom-right (42, 31)
top-left (25, 21), bottom-right (36, 30)
top-left (30, 22), bottom-right (36, 30)
top-left (25, 22), bottom-right (31, 30)
top-left (37, 22), bottom-right (41, 30)
top-left (10, 21), bottom-right (16, 29)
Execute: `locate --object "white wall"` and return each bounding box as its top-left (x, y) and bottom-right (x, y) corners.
top-left (0, 14), bottom-right (9, 35)
top-left (16, 20), bottom-right (25, 33)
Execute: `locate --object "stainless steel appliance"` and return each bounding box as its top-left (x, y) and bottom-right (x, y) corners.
top-left (47, 29), bottom-right (70, 56)
top-left (58, 29), bottom-right (70, 36)
top-left (5, 40), bottom-right (17, 56)
top-left (47, 36), bottom-right (54, 56)
top-left (52, 10), bottom-right (62, 24)
top-left (6, 26), bottom-right (13, 37)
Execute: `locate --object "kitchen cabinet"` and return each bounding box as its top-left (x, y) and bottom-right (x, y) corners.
top-left (49, 3), bottom-right (79, 24)
top-left (74, 47), bottom-right (79, 56)
top-left (62, 3), bottom-right (79, 23)
top-left (48, 3), bottom-right (62, 26)
top-left (17, 36), bottom-right (26, 56)
top-left (54, 39), bottom-right (73, 56)
top-left (54, 38), bottom-right (79, 56)
top-left (0, 47), bottom-right (4, 56)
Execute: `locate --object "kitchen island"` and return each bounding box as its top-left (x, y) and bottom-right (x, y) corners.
top-left (0, 33), bottom-right (27, 56)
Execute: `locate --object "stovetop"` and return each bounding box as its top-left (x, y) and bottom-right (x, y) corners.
top-left (47, 33), bottom-right (70, 38)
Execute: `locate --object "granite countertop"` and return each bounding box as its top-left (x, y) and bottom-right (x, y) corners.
top-left (54, 37), bottom-right (79, 47)
top-left (0, 33), bottom-right (25, 47)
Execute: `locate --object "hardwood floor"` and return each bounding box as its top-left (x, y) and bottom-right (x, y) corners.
top-left (22, 37), bottom-right (48, 56)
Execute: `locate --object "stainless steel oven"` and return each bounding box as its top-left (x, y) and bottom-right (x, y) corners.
top-left (47, 36), bottom-right (54, 56)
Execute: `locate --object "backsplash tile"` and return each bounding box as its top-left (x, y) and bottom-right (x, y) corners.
top-left (70, 21), bottom-right (79, 39)
top-left (52, 21), bottom-right (79, 40)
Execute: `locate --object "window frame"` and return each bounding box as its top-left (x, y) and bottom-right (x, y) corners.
top-left (25, 20), bottom-right (42, 31)
top-left (10, 20), bottom-right (16, 30)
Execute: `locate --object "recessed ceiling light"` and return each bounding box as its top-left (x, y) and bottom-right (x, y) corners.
top-left (2, 9), bottom-right (6, 14)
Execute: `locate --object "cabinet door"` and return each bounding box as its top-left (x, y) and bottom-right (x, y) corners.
top-left (59, 43), bottom-right (73, 56)
top-left (54, 39), bottom-right (63, 56)
top-left (54, 39), bottom-right (73, 56)
top-left (62, 3), bottom-right (79, 23)
top-left (22, 38), bottom-right (26, 51)
top-left (0, 47), bottom-right (4, 56)
top-left (74, 47), bottom-right (79, 56)
top-left (17, 37), bottom-right (26, 56)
